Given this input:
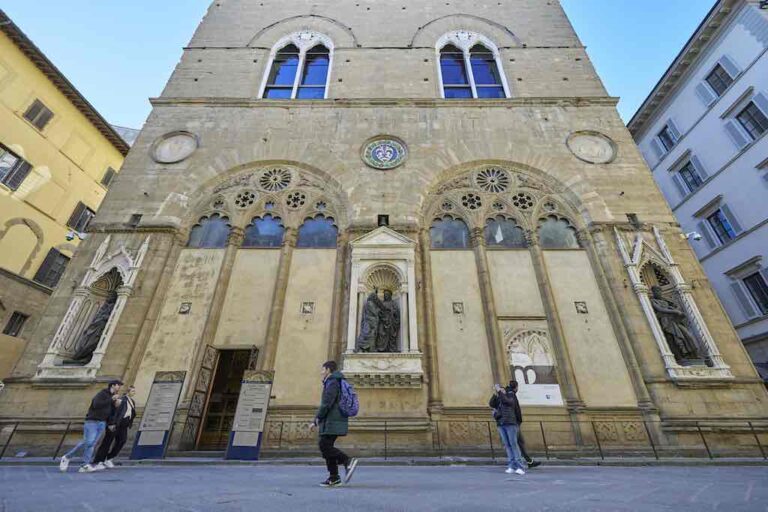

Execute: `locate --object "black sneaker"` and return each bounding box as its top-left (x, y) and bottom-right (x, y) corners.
top-left (343, 458), bottom-right (359, 484)
top-left (528, 460), bottom-right (542, 468)
top-left (319, 477), bottom-right (342, 488)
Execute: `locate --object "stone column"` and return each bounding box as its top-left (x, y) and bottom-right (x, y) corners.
top-left (328, 231), bottom-right (349, 361)
top-left (582, 228), bottom-right (655, 411)
top-left (526, 230), bottom-right (584, 410)
top-left (260, 227), bottom-right (297, 370)
top-left (185, 226), bottom-right (244, 401)
top-left (418, 230), bottom-right (442, 410)
top-left (470, 227), bottom-right (509, 386)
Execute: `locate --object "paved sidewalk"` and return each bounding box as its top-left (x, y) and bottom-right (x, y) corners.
top-left (1, 464), bottom-right (767, 511)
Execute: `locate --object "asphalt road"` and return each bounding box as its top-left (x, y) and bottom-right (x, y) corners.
top-left (1, 464), bottom-right (767, 511)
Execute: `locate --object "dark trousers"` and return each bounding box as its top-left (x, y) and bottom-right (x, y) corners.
top-left (318, 435), bottom-right (349, 478)
top-left (518, 431), bottom-right (532, 463)
top-left (94, 422), bottom-right (129, 463)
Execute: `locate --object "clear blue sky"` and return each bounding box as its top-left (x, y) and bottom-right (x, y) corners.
top-left (2, 1), bottom-right (715, 129)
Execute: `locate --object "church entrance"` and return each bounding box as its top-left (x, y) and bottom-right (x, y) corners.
top-left (196, 349), bottom-right (251, 450)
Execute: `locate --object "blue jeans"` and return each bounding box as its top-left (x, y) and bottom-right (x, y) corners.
top-left (64, 420), bottom-right (106, 465)
top-left (497, 424), bottom-right (526, 471)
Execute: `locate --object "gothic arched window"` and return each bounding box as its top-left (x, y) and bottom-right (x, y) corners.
top-left (537, 216), bottom-right (579, 249)
top-left (261, 34), bottom-right (333, 100)
top-left (430, 216), bottom-right (471, 249)
top-left (484, 216), bottom-right (527, 248)
top-left (437, 32), bottom-right (509, 99)
top-left (297, 215), bottom-right (338, 248)
top-left (242, 215), bottom-right (285, 248)
top-left (187, 214), bottom-right (231, 248)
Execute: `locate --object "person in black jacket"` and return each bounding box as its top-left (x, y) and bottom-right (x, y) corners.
top-left (507, 381), bottom-right (541, 469)
top-left (59, 380), bottom-right (122, 473)
top-left (489, 381), bottom-right (526, 475)
top-left (93, 385), bottom-right (137, 469)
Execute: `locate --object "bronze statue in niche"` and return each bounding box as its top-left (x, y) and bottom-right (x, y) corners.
top-left (650, 286), bottom-right (705, 365)
top-left (356, 288), bottom-right (400, 353)
top-left (65, 292), bottom-right (118, 365)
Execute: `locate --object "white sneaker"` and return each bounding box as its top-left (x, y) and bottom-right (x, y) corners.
top-left (78, 464), bottom-right (96, 473)
top-left (505, 467), bottom-right (514, 474)
top-left (104, 459), bottom-right (115, 469)
top-left (93, 462), bottom-right (106, 471)
top-left (515, 468), bottom-right (525, 476)
top-left (59, 456), bottom-right (70, 472)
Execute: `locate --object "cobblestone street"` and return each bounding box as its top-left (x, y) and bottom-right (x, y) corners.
top-left (1, 464), bottom-right (767, 511)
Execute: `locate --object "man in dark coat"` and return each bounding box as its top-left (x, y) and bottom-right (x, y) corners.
top-left (59, 380), bottom-right (122, 473)
top-left (93, 385), bottom-right (137, 469)
top-left (310, 361), bottom-right (359, 487)
top-left (508, 381), bottom-right (541, 468)
top-left (489, 381), bottom-right (526, 475)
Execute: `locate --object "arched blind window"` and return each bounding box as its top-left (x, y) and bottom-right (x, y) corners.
top-left (430, 216), bottom-right (471, 249)
top-left (469, 45), bottom-right (505, 98)
top-left (484, 217), bottom-right (527, 248)
top-left (187, 214), bottom-right (231, 248)
top-left (243, 215), bottom-right (285, 248)
top-left (440, 44), bottom-right (472, 99)
top-left (297, 215), bottom-right (338, 248)
top-left (264, 44), bottom-right (300, 99)
top-left (263, 42), bottom-right (331, 100)
top-left (537, 216), bottom-right (579, 249)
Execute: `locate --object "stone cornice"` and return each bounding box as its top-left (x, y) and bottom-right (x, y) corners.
top-left (628, 0), bottom-right (743, 136)
top-left (150, 96), bottom-right (620, 109)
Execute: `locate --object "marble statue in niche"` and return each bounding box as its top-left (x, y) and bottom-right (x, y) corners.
top-left (356, 289), bottom-right (400, 353)
top-left (65, 291), bottom-right (118, 365)
top-left (650, 286), bottom-right (707, 365)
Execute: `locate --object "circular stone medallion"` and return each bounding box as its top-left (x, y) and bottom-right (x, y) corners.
top-left (566, 131), bottom-right (617, 165)
top-left (362, 137), bottom-right (408, 170)
top-left (151, 131), bottom-right (199, 164)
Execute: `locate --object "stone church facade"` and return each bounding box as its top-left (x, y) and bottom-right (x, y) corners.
top-left (1, 0), bottom-right (766, 455)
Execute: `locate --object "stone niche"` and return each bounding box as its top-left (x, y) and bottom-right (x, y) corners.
top-left (342, 227), bottom-right (423, 388)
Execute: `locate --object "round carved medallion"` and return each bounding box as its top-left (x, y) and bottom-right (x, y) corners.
top-left (566, 131), bottom-right (617, 165)
top-left (361, 136), bottom-right (408, 170)
top-left (151, 131), bottom-right (199, 164)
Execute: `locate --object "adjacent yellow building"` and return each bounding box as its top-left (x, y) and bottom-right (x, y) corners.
top-left (0, 9), bottom-right (129, 379)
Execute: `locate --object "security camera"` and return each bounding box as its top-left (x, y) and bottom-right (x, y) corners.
top-left (684, 232), bottom-right (702, 241)
top-left (65, 230), bottom-right (76, 241)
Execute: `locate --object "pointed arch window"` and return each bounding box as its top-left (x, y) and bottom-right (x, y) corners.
top-left (485, 217), bottom-right (527, 248)
top-left (537, 216), bottom-right (579, 249)
top-left (243, 214), bottom-right (285, 248)
top-left (297, 215), bottom-right (338, 248)
top-left (430, 216), bottom-right (471, 249)
top-left (437, 32), bottom-right (510, 99)
top-left (187, 214), bottom-right (231, 248)
top-left (261, 33), bottom-right (333, 100)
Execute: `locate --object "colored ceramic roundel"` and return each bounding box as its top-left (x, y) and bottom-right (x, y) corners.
top-left (362, 137), bottom-right (408, 170)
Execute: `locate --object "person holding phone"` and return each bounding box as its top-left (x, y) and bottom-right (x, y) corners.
top-left (489, 382), bottom-right (526, 475)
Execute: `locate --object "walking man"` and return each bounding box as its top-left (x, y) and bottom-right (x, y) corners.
top-left (59, 380), bottom-right (122, 473)
top-left (508, 381), bottom-right (541, 469)
top-left (490, 381), bottom-right (526, 475)
top-left (310, 360), bottom-right (358, 487)
top-left (93, 385), bottom-right (137, 469)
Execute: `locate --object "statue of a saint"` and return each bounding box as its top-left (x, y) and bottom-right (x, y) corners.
top-left (65, 292), bottom-right (118, 365)
top-left (650, 286), bottom-right (702, 364)
top-left (355, 289), bottom-right (401, 353)
top-left (376, 290), bottom-right (400, 353)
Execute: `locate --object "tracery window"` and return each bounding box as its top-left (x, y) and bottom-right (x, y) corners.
top-left (261, 32), bottom-right (333, 100)
top-left (537, 216), bottom-right (579, 249)
top-left (296, 215), bottom-right (338, 248)
top-left (430, 216), bottom-right (471, 249)
top-left (484, 216), bottom-right (527, 248)
top-left (437, 32), bottom-right (509, 99)
top-left (187, 214), bottom-right (231, 248)
top-left (242, 215), bottom-right (285, 248)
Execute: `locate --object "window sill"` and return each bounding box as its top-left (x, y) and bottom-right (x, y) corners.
top-left (733, 314), bottom-right (768, 330)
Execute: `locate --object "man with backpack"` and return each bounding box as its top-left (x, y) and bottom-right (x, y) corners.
top-left (310, 360), bottom-right (359, 487)
top-left (489, 381), bottom-right (526, 475)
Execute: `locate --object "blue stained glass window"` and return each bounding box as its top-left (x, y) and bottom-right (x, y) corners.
top-left (297, 215), bottom-right (338, 248)
top-left (243, 215), bottom-right (285, 248)
top-left (471, 45), bottom-right (505, 99)
top-left (430, 216), bottom-right (471, 249)
top-left (301, 46), bottom-right (330, 85)
top-left (537, 216), bottom-right (579, 249)
top-left (444, 88), bottom-right (474, 99)
top-left (440, 46), bottom-right (469, 84)
top-left (187, 214), bottom-right (231, 248)
top-left (264, 44), bottom-right (300, 98)
top-left (484, 217), bottom-right (527, 248)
